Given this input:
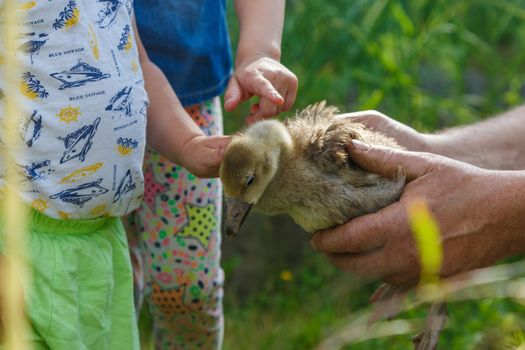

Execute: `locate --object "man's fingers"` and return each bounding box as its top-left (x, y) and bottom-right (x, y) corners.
top-left (335, 110), bottom-right (385, 125)
top-left (311, 212), bottom-right (391, 254)
top-left (383, 272), bottom-right (419, 288)
top-left (326, 248), bottom-right (396, 280)
top-left (348, 140), bottom-right (434, 181)
top-left (325, 243), bottom-right (418, 284)
top-left (311, 200), bottom-right (409, 254)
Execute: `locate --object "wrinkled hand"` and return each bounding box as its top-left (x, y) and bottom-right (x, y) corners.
top-left (224, 56), bottom-right (298, 123)
top-left (179, 135), bottom-right (231, 178)
top-left (310, 140), bottom-right (525, 288)
top-left (336, 110), bottom-right (432, 152)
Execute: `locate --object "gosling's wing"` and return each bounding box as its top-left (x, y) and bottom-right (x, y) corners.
top-left (301, 108), bottom-right (404, 173)
top-left (306, 119), bottom-right (367, 174)
top-left (286, 101), bottom-right (349, 173)
top-left (306, 119), bottom-right (406, 217)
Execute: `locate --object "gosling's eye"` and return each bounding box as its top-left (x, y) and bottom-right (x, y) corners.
top-left (245, 175), bottom-right (255, 187)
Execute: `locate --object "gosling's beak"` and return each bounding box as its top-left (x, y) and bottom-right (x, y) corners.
top-left (225, 197), bottom-right (252, 237)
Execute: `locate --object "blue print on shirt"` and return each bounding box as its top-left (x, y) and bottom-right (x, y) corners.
top-left (21, 72), bottom-right (49, 99)
top-left (24, 110), bottom-right (43, 147)
top-left (50, 61), bottom-right (111, 90)
top-left (113, 168), bottom-right (136, 202)
top-left (50, 178), bottom-right (109, 207)
top-left (52, 0), bottom-right (78, 30)
top-left (58, 117), bottom-right (100, 164)
top-left (97, 0), bottom-right (124, 28)
top-left (19, 33), bottom-right (48, 65)
top-left (118, 25), bottom-right (131, 51)
top-left (24, 160), bottom-right (51, 182)
top-left (106, 86), bottom-right (132, 117)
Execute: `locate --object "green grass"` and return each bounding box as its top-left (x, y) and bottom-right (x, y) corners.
top-left (222, 254), bottom-right (525, 349)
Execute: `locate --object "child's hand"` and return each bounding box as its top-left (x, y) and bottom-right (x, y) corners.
top-left (179, 135), bottom-right (231, 178)
top-left (224, 56), bottom-right (298, 124)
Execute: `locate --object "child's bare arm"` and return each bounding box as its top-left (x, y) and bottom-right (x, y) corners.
top-left (132, 19), bottom-right (230, 178)
top-left (225, 0), bottom-right (298, 121)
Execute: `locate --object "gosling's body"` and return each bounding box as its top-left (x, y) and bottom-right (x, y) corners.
top-left (220, 102), bottom-right (405, 233)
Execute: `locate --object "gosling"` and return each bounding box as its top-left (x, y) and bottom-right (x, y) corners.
top-left (220, 101), bottom-right (405, 236)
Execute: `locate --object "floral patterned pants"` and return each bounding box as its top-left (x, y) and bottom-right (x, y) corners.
top-left (127, 97), bottom-right (224, 349)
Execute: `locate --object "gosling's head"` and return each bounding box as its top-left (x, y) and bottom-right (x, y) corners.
top-left (220, 119), bottom-right (292, 236)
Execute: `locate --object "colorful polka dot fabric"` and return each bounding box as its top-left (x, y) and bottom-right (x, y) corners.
top-left (127, 97), bottom-right (224, 349)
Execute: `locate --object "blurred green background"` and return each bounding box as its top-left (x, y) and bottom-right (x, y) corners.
top-left (217, 0), bottom-right (525, 349)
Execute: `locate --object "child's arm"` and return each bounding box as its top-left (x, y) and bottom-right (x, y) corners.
top-left (133, 20), bottom-right (230, 178)
top-left (225, 0), bottom-right (298, 122)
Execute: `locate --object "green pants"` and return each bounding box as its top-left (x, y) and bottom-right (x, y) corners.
top-left (1, 209), bottom-right (139, 350)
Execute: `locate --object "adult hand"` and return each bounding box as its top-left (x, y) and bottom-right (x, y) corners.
top-left (310, 140), bottom-right (525, 288)
top-left (336, 110), bottom-right (433, 152)
top-left (224, 56), bottom-right (297, 123)
top-left (179, 135), bottom-right (231, 178)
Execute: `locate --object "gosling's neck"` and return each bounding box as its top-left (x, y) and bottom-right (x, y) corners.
top-left (246, 120), bottom-right (294, 182)
top-left (247, 120), bottom-right (295, 214)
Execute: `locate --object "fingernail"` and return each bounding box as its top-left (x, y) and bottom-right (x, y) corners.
top-left (272, 92), bottom-right (284, 104)
top-left (351, 139), bottom-right (370, 151)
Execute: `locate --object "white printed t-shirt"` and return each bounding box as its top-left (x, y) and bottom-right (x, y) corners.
top-left (0, 0), bottom-right (149, 219)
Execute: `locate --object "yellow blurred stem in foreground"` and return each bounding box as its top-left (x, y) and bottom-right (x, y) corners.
top-left (408, 200), bottom-right (443, 285)
top-left (0, 1), bottom-right (30, 349)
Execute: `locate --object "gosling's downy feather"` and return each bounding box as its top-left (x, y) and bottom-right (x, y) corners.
top-left (220, 101), bottom-right (405, 233)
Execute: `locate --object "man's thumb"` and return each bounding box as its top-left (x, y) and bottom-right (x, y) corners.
top-left (347, 140), bottom-right (432, 181)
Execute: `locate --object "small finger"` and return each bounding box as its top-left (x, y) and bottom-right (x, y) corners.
top-left (283, 72), bottom-right (298, 111)
top-left (272, 72), bottom-right (297, 112)
top-left (250, 74), bottom-right (284, 106)
top-left (246, 114), bottom-right (264, 125)
top-left (224, 77), bottom-right (243, 111)
top-left (283, 84), bottom-right (296, 111)
top-left (250, 103), bottom-right (260, 114)
top-left (251, 97), bottom-right (279, 119)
